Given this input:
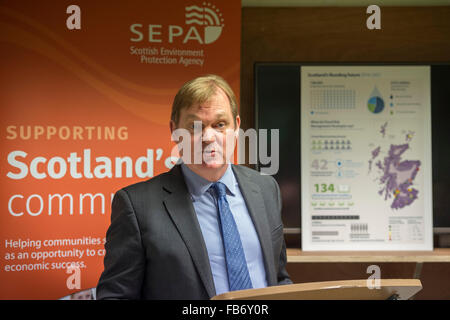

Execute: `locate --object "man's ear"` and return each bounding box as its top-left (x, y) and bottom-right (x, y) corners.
top-left (235, 115), bottom-right (241, 131)
top-left (170, 120), bottom-right (176, 134)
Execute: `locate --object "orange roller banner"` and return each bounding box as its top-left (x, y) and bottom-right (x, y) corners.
top-left (0, 0), bottom-right (241, 299)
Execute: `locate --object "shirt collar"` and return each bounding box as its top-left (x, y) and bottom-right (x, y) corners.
top-left (180, 163), bottom-right (236, 198)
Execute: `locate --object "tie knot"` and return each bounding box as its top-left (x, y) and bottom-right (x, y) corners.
top-left (212, 182), bottom-right (227, 198)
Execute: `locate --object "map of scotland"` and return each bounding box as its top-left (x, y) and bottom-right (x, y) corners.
top-left (369, 122), bottom-right (421, 209)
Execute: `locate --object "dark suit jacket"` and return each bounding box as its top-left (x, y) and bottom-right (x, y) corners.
top-left (96, 164), bottom-right (292, 299)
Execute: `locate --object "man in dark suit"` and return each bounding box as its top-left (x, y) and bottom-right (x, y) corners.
top-left (96, 75), bottom-right (291, 299)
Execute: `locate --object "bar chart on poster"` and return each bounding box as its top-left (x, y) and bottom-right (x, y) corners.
top-left (300, 66), bottom-right (433, 251)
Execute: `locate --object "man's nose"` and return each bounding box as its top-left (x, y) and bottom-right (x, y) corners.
top-left (201, 127), bottom-right (216, 143)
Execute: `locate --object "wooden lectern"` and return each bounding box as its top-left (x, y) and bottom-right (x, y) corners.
top-left (211, 279), bottom-right (422, 300)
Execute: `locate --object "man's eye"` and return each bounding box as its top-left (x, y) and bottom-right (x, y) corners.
top-left (216, 123), bottom-right (225, 128)
top-left (189, 121), bottom-right (204, 130)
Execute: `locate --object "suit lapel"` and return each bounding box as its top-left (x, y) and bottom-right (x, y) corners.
top-left (232, 165), bottom-right (277, 286)
top-left (162, 165), bottom-right (216, 298)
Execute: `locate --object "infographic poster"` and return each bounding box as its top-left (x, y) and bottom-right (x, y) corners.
top-left (301, 66), bottom-right (433, 251)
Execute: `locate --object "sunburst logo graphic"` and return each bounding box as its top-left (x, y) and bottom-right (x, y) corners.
top-left (185, 2), bottom-right (225, 44)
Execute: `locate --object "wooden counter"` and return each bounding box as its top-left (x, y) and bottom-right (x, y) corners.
top-left (287, 248), bottom-right (450, 263)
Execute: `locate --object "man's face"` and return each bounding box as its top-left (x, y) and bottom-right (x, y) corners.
top-left (70, 290), bottom-right (92, 300)
top-left (171, 87), bottom-right (240, 172)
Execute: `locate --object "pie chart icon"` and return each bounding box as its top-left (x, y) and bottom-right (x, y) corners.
top-left (368, 96), bottom-right (385, 113)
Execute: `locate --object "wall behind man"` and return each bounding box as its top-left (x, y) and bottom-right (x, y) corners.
top-left (240, 6), bottom-right (450, 299)
top-left (241, 6), bottom-right (450, 131)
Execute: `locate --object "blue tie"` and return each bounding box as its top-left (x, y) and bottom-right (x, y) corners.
top-left (212, 182), bottom-right (253, 291)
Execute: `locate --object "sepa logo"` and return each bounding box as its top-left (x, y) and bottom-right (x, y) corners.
top-left (185, 3), bottom-right (224, 44)
top-left (130, 2), bottom-right (225, 44)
